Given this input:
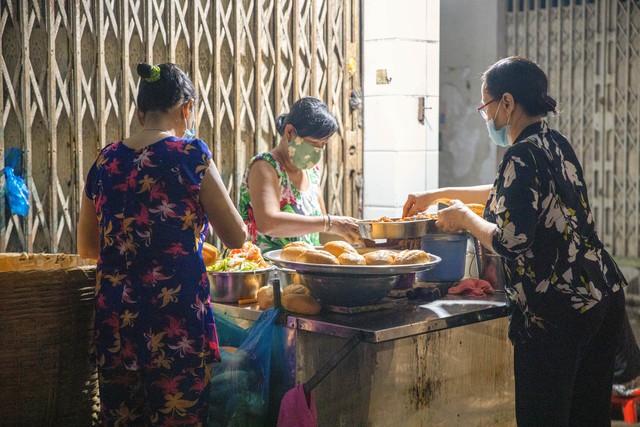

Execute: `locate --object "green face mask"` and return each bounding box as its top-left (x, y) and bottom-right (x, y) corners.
top-left (288, 136), bottom-right (324, 169)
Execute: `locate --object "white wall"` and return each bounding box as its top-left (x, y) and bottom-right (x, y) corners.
top-left (362, 0), bottom-right (440, 219)
top-left (439, 0), bottom-right (506, 187)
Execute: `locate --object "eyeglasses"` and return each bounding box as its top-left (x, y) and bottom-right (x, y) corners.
top-left (477, 99), bottom-right (495, 120)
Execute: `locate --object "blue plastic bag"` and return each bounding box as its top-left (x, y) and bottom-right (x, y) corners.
top-left (215, 313), bottom-right (250, 348)
top-left (209, 307), bottom-right (281, 427)
top-left (3, 148), bottom-right (29, 216)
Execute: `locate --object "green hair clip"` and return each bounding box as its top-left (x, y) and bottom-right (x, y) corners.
top-left (145, 65), bottom-right (161, 83)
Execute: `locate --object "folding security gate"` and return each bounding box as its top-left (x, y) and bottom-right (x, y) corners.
top-left (507, 0), bottom-right (640, 265)
top-left (0, 0), bottom-right (363, 253)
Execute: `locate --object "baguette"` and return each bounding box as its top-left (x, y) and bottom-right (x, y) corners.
top-left (282, 284), bottom-right (311, 296)
top-left (257, 286), bottom-right (274, 310)
top-left (282, 293), bottom-right (321, 315)
top-left (298, 249), bottom-right (340, 265)
top-left (281, 246), bottom-right (310, 261)
top-left (394, 249), bottom-right (431, 265)
top-left (363, 250), bottom-right (396, 265)
top-left (322, 241), bottom-right (357, 258)
top-left (338, 252), bottom-right (366, 265)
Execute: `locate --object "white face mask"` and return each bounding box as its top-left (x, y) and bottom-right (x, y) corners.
top-left (486, 99), bottom-right (511, 148)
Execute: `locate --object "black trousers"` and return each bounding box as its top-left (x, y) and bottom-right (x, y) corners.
top-left (513, 290), bottom-right (626, 427)
top-left (613, 309), bottom-right (640, 383)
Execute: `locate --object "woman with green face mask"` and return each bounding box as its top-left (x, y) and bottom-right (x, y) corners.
top-left (238, 97), bottom-right (360, 252)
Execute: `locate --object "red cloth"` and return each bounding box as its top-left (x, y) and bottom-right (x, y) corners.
top-left (448, 278), bottom-right (494, 297)
top-left (277, 384), bottom-right (318, 427)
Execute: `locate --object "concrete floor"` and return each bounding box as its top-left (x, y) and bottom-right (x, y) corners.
top-left (612, 419), bottom-right (640, 426)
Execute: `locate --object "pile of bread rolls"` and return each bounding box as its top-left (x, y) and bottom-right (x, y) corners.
top-left (280, 240), bottom-right (431, 266)
top-left (256, 241), bottom-right (432, 314)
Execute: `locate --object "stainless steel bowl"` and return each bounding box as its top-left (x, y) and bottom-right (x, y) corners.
top-left (265, 249), bottom-right (441, 275)
top-left (208, 266), bottom-right (275, 303)
top-left (357, 218), bottom-right (437, 239)
top-left (477, 244), bottom-right (506, 292)
top-left (300, 273), bottom-right (400, 307)
top-left (275, 268), bottom-right (305, 287)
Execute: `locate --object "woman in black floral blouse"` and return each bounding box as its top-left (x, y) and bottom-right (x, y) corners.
top-left (404, 56), bottom-right (627, 426)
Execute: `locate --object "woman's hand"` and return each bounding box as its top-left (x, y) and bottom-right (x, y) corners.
top-left (77, 193), bottom-right (101, 260)
top-left (435, 200), bottom-right (473, 233)
top-left (436, 199), bottom-right (498, 252)
top-left (403, 191), bottom-right (437, 217)
top-left (200, 161), bottom-right (248, 249)
top-left (330, 215), bottom-right (361, 244)
top-left (403, 185), bottom-right (493, 218)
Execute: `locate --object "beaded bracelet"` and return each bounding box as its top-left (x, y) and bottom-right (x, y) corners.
top-left (326, 214), bottom-right (333, 232)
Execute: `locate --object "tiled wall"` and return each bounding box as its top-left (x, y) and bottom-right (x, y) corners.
top-left (439, 0), bottom-right (505, 188)
top-left (362, 0), bottom-right (440, 219)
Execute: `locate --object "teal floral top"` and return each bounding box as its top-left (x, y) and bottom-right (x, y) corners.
top-left (238, 152), bottom-right (322, 252)
top-left (485, 122), bottom-right (627, 344)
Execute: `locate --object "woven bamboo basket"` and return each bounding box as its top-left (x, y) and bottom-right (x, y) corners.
top-left (0, 253), bottom-right (99, 426)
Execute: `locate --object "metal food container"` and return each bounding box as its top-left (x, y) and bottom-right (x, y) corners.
top-left (357, 218), bottom-right (437, 239)
top-left (300, 273), bottom-right (400, 307)
top-left (477, 245), bottom-right (506, 291)
top-left (207, 266), bottom-right (275, 302)
top-left (276, 268), bottom-right (305, 288)
top-left (264, 250), bottom-right (441, 276)
top-left (265, 250), bottom-right (441, 307)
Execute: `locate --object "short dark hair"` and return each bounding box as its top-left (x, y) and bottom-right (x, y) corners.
top-left (136, 63), bottom-right (197, 113)
top-left (482, 56), bottom-right (557, 117)
top-left (275, 97), bottom-right (339, 139)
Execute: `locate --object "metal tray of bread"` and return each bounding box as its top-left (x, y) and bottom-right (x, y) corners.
top-left (264, 249), bottom-right (441, 275)
top-left (357, 217), bottom-right (437, 239)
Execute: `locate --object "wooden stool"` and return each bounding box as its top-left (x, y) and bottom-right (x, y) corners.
top-left (611, 390), bottom-right (640, 423)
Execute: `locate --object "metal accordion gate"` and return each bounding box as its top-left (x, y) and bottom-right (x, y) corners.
top-left (0, 0), bottom-right (363, 254)
top-left (506, 0), bottom-right (640, 276)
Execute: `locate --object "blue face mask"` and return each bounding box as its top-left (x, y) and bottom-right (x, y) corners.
top-left (182, 107), bottom-right (196, 139)
top-left (486, 100), bottom-right (511, 148)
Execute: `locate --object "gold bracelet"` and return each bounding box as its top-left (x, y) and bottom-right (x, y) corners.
top-left (323, 215), bottom-right (328, 232)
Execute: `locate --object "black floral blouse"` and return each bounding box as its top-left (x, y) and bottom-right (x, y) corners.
top-left (484, 122), bottom-right (627, 343)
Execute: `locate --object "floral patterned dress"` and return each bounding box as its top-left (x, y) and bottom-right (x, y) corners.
top-left (238, 152), bottom-right (322, 252)
top-left (85, 137), bottom-right (220, 373)
top-left (484, 122), bottom-right (627, 344)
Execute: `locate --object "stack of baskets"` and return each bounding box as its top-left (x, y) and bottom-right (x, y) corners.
top-left (0, 253), bottom-right (99, 425)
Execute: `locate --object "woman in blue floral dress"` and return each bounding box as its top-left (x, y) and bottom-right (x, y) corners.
top-left (78, 63), bottom-right (247, 426)
top-left (404, 57), bottom-right (627, 426)
top-left (238, 97), bottom-right (360, 252)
